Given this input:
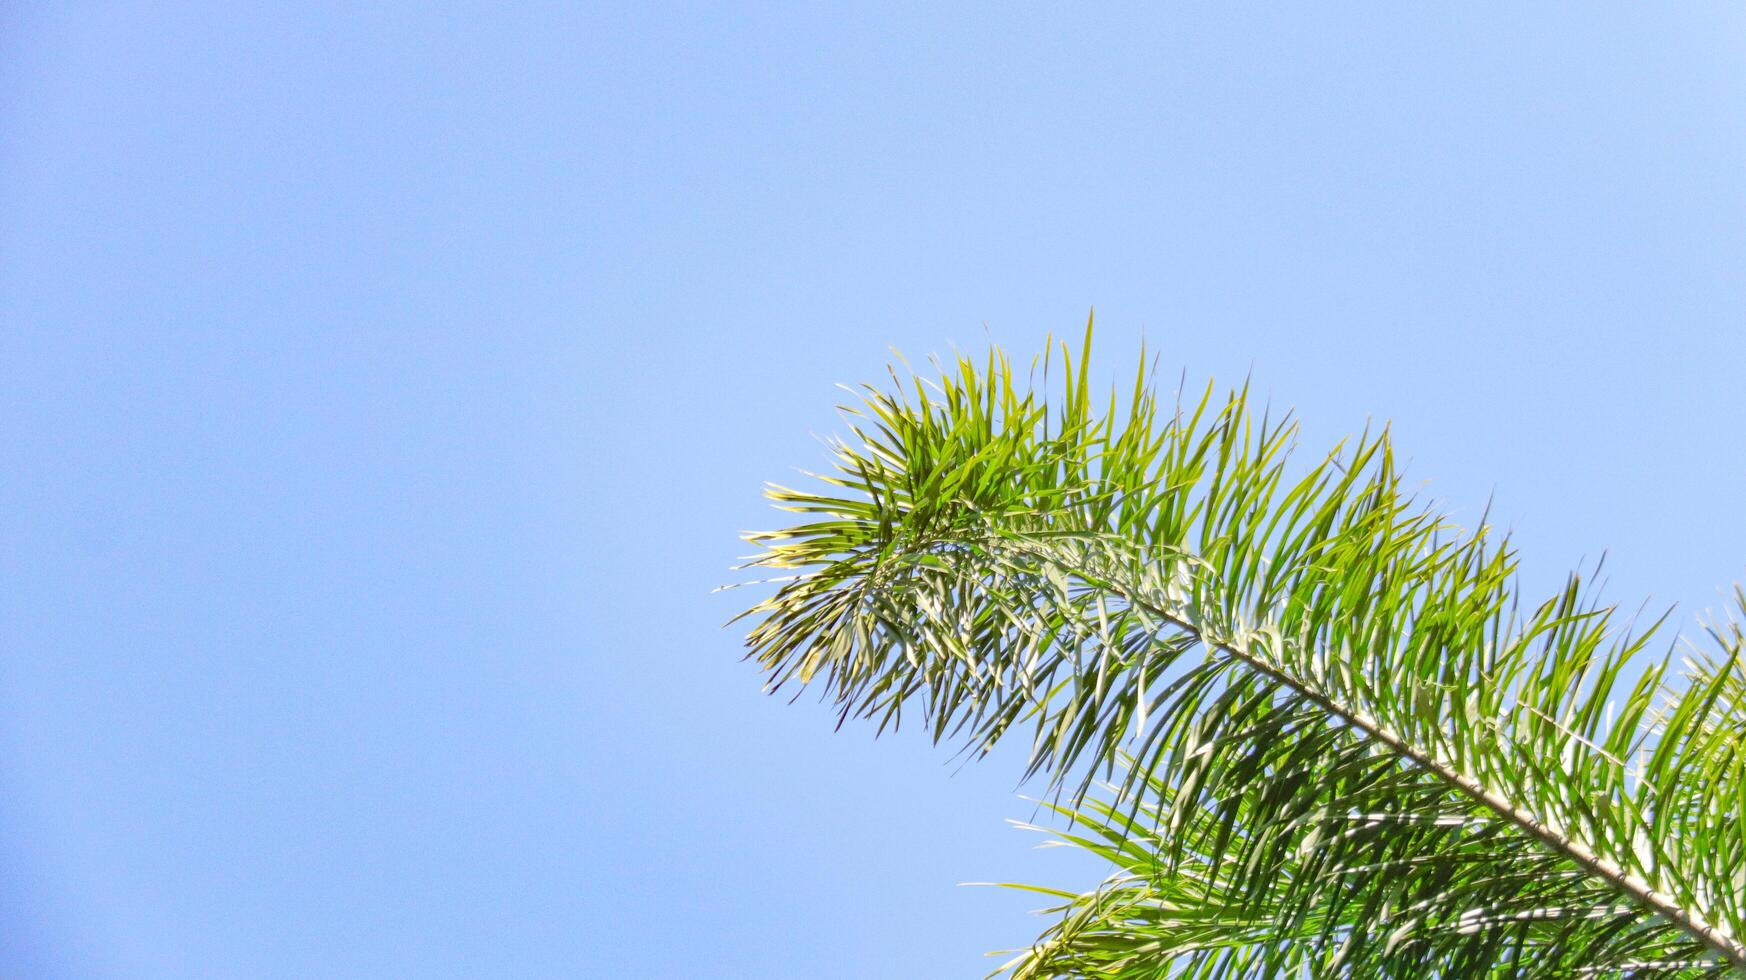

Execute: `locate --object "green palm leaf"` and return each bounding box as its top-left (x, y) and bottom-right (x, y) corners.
top-left (731, 320), bottom-right (1746, 977)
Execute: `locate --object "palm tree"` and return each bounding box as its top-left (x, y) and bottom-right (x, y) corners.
top-left (730, 321), bottom-right (1746, 977)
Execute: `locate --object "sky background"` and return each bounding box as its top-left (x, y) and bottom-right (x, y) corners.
top-left (4, 3), bottom-right (1746, 977)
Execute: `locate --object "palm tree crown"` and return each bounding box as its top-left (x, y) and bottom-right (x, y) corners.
top-left (731, 321), bottom-right (1746, 977)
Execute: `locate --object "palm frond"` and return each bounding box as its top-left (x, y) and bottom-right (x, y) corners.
top-left (732, 321), bottom-right (1746, 976)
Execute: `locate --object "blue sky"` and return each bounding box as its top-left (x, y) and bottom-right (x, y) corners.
top-left (3, 4), bottom-right (1745, 977)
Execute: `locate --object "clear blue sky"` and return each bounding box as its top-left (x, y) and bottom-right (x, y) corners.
top-left (4, 4), bottom-right (1744, 977)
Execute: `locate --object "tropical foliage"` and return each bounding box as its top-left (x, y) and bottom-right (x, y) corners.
top-left (730, 323), bottom-right (1746, 977)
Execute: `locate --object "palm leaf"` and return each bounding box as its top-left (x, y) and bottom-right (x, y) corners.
top-left (731, 320), bottom-right (1746, 977)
